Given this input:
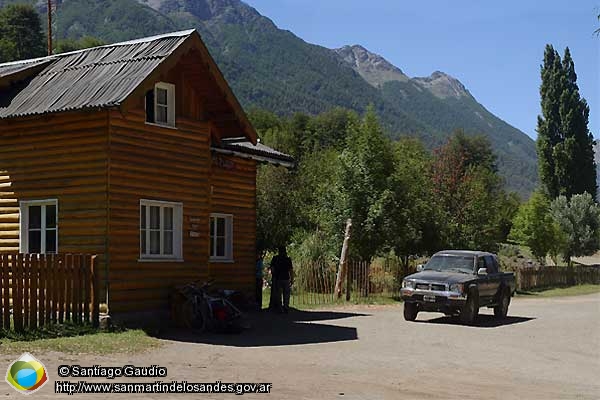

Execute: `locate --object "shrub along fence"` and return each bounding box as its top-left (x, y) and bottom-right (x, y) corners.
top-left (0, 253), bottom-right (100, 332)
top-left (516, 265), bottom-right (600, 291)
top-left (285, 259), bottom-right (600, 305)
top-left (282, 258), bottom-right (415, 307)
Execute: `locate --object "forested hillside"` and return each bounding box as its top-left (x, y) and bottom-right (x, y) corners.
top-left (0, 0), bottom-right (538, 196)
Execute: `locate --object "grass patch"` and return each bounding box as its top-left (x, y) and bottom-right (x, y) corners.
top-left (0, 323), bottom-right (161, 355)
top-left (262, 288), bottom-right (401, 310)
top-left (517, 284), bottom-right (600, 298)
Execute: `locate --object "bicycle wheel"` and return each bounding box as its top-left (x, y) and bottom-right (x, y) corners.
top-left (181, 299), bottom-right (207, 333)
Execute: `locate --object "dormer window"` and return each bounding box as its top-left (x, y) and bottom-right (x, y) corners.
top-left (146, 82), bottom-right (175, 127)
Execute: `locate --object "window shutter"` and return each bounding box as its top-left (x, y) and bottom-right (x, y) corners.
top-left (227, 216), bottom-right (233, 260)
top-left (145, 90), bottom-right (154, 123)
top-left (168, 86), bottom-right (176, 126)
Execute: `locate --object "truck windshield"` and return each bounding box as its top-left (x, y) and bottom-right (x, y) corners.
top-left (424, 255), bottom-right (474, 273)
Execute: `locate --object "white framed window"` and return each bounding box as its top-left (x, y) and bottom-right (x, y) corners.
top-left (209, 213), bottom-right (233, 262)
top-left (140, 199), bottom-right (183, 260)
top-left (145, 82), bottom-right (176, 127)
top-left (20, 199), bottom-right (58, 254)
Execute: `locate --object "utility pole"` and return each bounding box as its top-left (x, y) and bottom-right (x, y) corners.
top-left (47, 0), bottom-right (52, 55)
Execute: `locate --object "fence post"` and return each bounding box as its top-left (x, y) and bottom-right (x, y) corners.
top-left (0, 254), bottom-right (6, 329)
top-left (346, 261), bottom-right (351, 301)
top-left (13, 254), bottom-right (23, 331)
top-left (30, 255), bottom-right (38, 329)
top-left (91, 256), bottom-right (100, 328)
top-left (335, 219), bottom-right (352, 299)
top-left (83, 255), bottom-right (90, 324)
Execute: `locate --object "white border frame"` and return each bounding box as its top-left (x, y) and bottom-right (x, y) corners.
top-left (19, 199), bottom-right (58, 254)
top-left (153, 82), bottom-right (176, 127)
top-left (209, 213), bottom-right (234, 263)
top-left (139, 199), bottom-right (183, 261)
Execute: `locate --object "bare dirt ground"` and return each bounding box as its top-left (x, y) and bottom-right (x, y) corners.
top-left (2, 293), bottom-right (599, 399)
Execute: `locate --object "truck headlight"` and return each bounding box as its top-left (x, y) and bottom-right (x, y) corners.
top-left (449, 283), bottom-right (463, 294)
top-left (402, 280), bottom-right (415, 289)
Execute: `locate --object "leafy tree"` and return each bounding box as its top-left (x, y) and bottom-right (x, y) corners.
top-left (0, 38), bottom-right (17, 62)
top-left (256, 165), bottom-right (299, 251)
top-left (381, 138), bottom-right (441, 264)
top-left (0, 4), bottom-right (45, 62)
top-left (334, 106), bottom-right (394, 261)
top-left (550, 192), bottom-right (600, 263)
top-left (495, 191), bottom-right (521, 241)
top-left (303, 107), bottom-right (354, 152)
top-left (536, 45), bottom-right (597, 200)
top-left (431, 132), bottom-right (505, 251)
top-left (509, 191), bottom-right (565, 264)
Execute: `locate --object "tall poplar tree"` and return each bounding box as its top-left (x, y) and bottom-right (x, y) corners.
top-left (536, 45), bottom-right (597, 200)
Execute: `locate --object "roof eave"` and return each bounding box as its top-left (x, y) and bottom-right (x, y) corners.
top-left (211, 147), bottom-right (295, 169)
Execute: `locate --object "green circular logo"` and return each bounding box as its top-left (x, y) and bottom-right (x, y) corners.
top-left (5, 353), bottom-right (48, 395)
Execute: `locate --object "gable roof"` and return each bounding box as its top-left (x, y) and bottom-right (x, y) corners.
top-left (0, 29), bottom-right (257, 143)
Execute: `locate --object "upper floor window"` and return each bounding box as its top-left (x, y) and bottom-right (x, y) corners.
top-left (145, 82), bottom-right (175, 127)
top-left (140, 199), bottom-right (183, 260)
top-left (20, 199), bottom-right (58, 254)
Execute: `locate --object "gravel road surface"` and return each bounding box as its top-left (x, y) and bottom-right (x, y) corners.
top-left (2, 293), bottom-right (599, 399)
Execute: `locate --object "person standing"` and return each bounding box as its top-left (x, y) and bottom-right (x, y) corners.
top-left (255, 250), bottom-right (264, 311)
top-left (271, 246), bottom-right (293, 313)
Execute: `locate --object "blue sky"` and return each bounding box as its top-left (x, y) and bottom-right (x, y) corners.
top-left (244, 0), bottom-right (599, 140)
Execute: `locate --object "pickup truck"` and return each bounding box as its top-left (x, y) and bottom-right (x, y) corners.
top-left (400, 250), bottom-right (515, 324)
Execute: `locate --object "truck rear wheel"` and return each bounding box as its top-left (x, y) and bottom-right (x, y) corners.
top-left (494, 289), bottom-right (510, 318)
top-left (460, 290), bottom-right (478, 325)
top-left (403, 302), bottom-right (418, 321)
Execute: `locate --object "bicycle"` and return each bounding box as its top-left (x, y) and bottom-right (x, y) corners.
top-left (171, 280), bottom-right (244, 333)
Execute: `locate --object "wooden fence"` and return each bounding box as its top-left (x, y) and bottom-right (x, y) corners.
top-left (0, 254), bottom-right (99, 331)
top-left (289, 260), bottom-right (337, 306)
top-left (516, 265), bottom-right (600, 291)
top-left (282, 258), bottom-right (414, 306)
top-left (347, 259), bottom-right (415, 299)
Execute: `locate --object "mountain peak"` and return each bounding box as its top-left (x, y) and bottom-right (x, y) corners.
top-left (413, 71), bottom-right (469, 99)
top-left (334, 44), bottom-right (409, 87)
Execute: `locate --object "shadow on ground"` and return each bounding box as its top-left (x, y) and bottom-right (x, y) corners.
top-left (416, 313), bottom-right (535, 328)
top-left (153, 309), bottom-right (370, 347)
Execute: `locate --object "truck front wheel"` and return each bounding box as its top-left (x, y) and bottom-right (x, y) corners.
top-left (460, 290), bottom-right (478, 325)
top-left (403, 302), bottom-right (418, 321)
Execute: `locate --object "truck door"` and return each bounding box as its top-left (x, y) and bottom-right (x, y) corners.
top-left (485, 255), bottom-right (502, 303)
top-left (476, 257), bottom-right (492, 304)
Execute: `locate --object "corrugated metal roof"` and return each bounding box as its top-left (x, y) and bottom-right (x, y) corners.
top-left (0, 30), bottom-right (193, 119)
top-left (214, 137), bottom-right (295, 168)
top-left (0, 58), bottom-right (54, 79)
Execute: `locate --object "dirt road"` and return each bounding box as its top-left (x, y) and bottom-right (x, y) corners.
top-left (2, 293), bottom-right (599, 399)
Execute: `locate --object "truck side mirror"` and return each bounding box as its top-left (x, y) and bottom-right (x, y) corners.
top-left (477, 267), bottom-right (488, 275)
top-left (416, 264), bottom-right (424, 272)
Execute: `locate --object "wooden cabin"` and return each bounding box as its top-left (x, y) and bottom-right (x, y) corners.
top-left (0, 30), bottom-right (294, 314)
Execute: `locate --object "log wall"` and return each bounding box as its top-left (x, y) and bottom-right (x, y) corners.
top-left (0, 111), bottom-right (109, 300)
top-left (107, 53), bottom-right (257, 312)
top-left (107, 107), bottom-right (211, 313)
top-left (209, 154), bottom-right (257, 295)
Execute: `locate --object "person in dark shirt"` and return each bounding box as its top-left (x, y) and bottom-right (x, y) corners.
top-left (256, 249), bottom-right (264, 311)
top-left (270, 246), bottom-right (293, 313)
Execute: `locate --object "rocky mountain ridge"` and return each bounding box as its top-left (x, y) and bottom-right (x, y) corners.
top-left (0, 0), bottom-right (539, 196)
